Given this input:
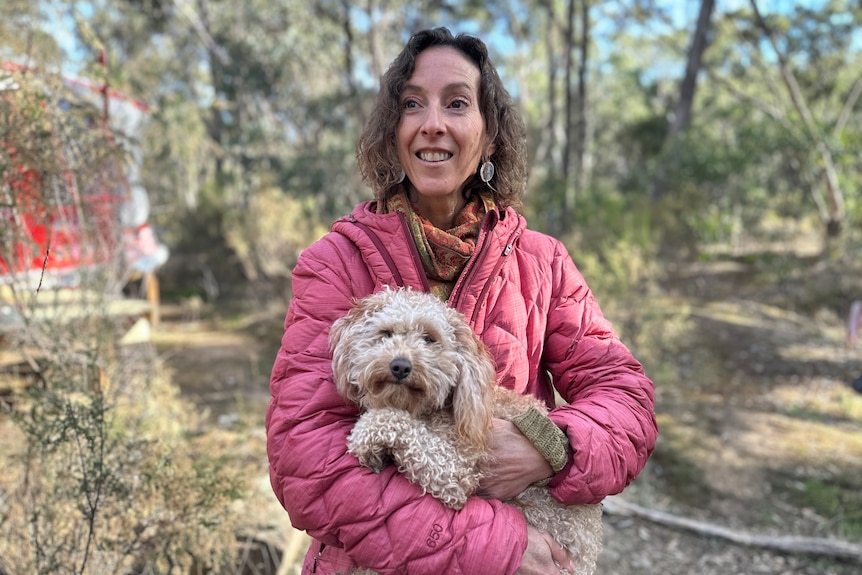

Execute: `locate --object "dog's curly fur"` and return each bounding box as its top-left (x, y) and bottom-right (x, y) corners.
top-left (330, 287), bottom-right (603, 575)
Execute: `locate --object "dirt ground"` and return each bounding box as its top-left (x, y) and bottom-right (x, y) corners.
top-left (153, 248), bottom-right (862, 575)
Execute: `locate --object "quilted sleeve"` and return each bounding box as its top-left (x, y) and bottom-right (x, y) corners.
top-left (265, 234), bottom-right (528, 575)
top-left (541, 241), bottom-right (658, 505)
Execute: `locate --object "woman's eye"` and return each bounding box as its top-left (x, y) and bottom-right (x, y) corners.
top-left (403, 100), bottom-right (418, 109)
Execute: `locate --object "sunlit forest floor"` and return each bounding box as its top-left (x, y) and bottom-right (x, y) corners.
top-left (595, 237), bottom-right (862, 574)
top-left (151, 233), bottom-right (862, 575)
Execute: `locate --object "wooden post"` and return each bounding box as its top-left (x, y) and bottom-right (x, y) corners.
top-left (144, 272), bottom-right (160, 327)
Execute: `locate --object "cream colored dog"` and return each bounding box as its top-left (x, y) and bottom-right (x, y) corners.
top-left (330, 287), bottom-right (603, 575)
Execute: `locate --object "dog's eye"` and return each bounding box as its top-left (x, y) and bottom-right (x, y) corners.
top-left (423, 334), bottom-right (436, 344)
top-left (380, 329), bottom-right (393, 338)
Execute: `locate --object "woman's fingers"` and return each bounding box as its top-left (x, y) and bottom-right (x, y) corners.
top-left (539, 529), bottom-right (575, 573)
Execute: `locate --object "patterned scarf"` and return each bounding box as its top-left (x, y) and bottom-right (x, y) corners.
top-left (385, 187), bottom-right (495, 301)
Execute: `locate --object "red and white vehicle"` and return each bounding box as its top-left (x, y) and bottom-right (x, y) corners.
top-left (0, 59), bottom-right (168, 292)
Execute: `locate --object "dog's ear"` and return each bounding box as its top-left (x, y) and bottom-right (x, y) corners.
top-left (329, 301), bottom-right (365, 405)
top-left (329, 290), bottom-right (397, 405)
top-left (450, 316), bottom-right (496, 451)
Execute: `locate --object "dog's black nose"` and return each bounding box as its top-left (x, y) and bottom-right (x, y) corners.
top-left (389, 358), bottom-right (412, 381)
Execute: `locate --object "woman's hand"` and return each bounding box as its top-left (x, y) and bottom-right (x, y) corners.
top-left (477, 418), bottom-right (554, 500)
top-left (515, 525), bottom-right (575, 574)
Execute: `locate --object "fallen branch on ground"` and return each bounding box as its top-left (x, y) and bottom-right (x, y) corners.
top-left (603, 496), bottom-right (862, 563)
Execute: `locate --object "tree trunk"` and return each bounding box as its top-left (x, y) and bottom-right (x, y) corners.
top-left (574, 0), bottom-right (592, 197)
top-left (666, 0), bottom-right (715, 139)
top-left (339, 0), bottom-right (365, 125)
top-left (562, 0), bottom-right (576, 225)
top-left (198, 0), bottom-right (227, 197)
top-left (652, 0), bottom-right (714, 200)
top-left (540, 0), bottom-right (558, 170)
top-left (535, 0), bottom-right (563, 233)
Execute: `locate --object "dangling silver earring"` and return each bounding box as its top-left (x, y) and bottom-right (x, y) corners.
top-left (396, 169), bottom-right (405, 184)
top-left (479, 160), bottom-right (495, 184)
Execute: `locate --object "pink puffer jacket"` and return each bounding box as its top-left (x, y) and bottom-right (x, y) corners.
top-left (266, 201), bottom-right (657, 574)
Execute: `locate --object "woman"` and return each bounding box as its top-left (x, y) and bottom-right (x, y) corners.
top-left (266, 27), bottom-right (658, 574)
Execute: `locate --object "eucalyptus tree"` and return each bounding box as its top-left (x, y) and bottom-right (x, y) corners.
top-left (702, 1), bottom-right (862, 247)
top-left (519, 0), bottom-right (686, 235)
top-left (666, 0), bottom-right (715, 140)
top-left (747, 0), bottom-right (854, 240)
top-left (649, 0), bottom-right (716, 216)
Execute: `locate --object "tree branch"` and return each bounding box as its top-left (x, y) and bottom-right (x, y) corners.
top-left (604, 496), bottom-right (862, 563)
top-left (834, 75), bottom-right (862, 136)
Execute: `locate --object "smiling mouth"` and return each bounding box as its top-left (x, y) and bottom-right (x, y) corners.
top-left (417, 151), bottom-right (452, 162)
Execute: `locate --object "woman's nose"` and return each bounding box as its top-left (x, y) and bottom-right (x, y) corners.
top-left (421, 106), bottom-right (445, 135)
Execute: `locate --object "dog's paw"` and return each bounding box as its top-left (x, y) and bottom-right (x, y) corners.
top-left (361, 447), bottom-right (390, 473)
top-left (348, 439), bottom-right (391, 472)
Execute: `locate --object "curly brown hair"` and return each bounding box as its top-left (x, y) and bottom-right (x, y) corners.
top-left (356, 27), bottom-right (528, 209)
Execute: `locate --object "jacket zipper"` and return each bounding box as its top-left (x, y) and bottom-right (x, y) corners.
top-left (451, 218), bottom-right (522, 324)
top-left (469, 228), bottom-right (521, 325)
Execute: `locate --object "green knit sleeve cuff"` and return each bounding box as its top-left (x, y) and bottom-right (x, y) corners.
top-left (511, 407), bottom-right (570, 474)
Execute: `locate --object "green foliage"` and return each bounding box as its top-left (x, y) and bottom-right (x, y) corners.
top-left (548, 187), bottom-right (660, 302)
top-left (774, 473), bottom-right (862, 541)
top-left (620, 115), bottom-right (668, 164)
top-left (222, 186), bottom-right (329, 300)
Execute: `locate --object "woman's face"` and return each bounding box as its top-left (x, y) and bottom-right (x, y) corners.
top-left (397, 47), bottom-right (491, 206)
